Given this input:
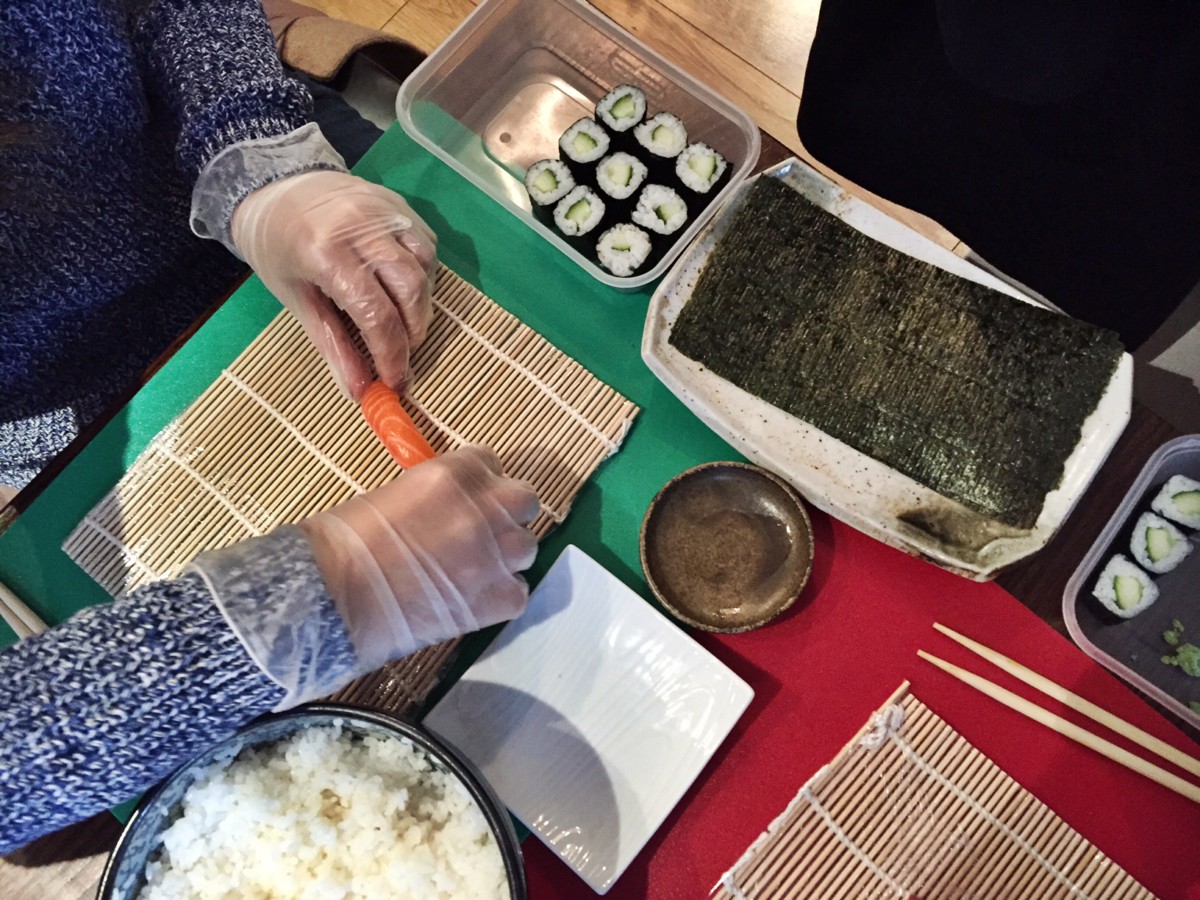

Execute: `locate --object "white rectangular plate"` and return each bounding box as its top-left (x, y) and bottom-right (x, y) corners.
top-left (641, 157), bottom-right (1132, 580)
top-left (423, 545), bottom-right (753, 894)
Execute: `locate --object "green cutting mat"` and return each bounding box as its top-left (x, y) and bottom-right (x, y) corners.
top-left (0, 122), bottom-right (741, 645)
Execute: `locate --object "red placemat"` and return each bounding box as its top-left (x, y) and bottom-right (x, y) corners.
top-left (524, 512), bottom-right (1200, 899)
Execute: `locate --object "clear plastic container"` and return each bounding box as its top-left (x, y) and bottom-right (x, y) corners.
top-left (1064, 434), bottom-right (1200, 729)
top-left (395, 0), bottom-right (760, 290)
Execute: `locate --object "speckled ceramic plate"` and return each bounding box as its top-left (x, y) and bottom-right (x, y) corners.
top-left (641, 157), bottom-right (1132, 581)
top-left (640, 461), bottom-right (813, 632)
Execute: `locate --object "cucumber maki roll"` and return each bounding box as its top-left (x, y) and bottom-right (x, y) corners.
top-left (1130, 510), bottom-right (1193, 573)
top-left (552, 185), bottom-right (607, 252)
top-left (558, 117), bottom-right (610, 184)
top-left (674, 141), bottom-right (729, 201)
top-left (632, 183), bottom-right (689, 259)
top-left (524, 159), bottom-right (576, 225)
top-left (634, 112), bottom-right (688, 179)
top-left (596, 223), bottom-right (652, 277)
top-left (1150, 474), bottom-right (1200, 529)
top-left (1092, 554), bottom-right (1159, 619)
top-left (595, 152), bottom-right (648, 218)
top-left (595, 84), bottom-right (647, 150)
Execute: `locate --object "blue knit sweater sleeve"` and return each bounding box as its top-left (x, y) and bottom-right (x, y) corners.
top-left (134, 0), bottom-right (313, 177)
top-left (0, 529), bottom-right (355, 854)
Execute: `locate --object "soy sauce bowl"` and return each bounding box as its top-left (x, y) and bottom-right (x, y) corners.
top-left (640, 461), bottom-right (814, 633)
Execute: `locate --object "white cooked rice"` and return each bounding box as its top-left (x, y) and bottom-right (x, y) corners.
top-left (634, 112), bottom-right (687, 159)
top-left (596, 223), bottom-right (652, 276)
top-left (1129, 510), bottom-right (1192, 574)
top-left (1150, 473), bottom-right (1200, 529)
top-left (1091, 553), bottom-right (1158, 619)
top-left (137, 723), bottom-right (507, 900)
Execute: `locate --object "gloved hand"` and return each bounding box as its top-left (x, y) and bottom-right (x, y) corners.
top-left (297, 445), bottom-right (540, 672)
top-left (230, 170), bottom-right (438, 400)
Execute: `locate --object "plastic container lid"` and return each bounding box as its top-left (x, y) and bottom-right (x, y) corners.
top-left (395, 0), bottom-right (759, 290)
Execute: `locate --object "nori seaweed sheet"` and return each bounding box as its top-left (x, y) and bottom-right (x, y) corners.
top-left (669, 176), bottom-right (1125, 529)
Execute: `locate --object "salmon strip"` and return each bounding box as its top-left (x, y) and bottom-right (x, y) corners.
top-left (360, 380), bottom-right (437, 469)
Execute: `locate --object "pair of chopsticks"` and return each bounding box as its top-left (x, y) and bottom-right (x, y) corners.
top-left (0, 579), bottom-right (47, 640)
top-left (920, 622), bottom-right (1200, 805)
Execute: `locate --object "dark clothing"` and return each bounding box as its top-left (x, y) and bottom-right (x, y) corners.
top-left (797, 0), bottom-right (1200, 349)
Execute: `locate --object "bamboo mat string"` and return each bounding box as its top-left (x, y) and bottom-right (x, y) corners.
top-left (712, 684), bottom-right (1151, 900)
top-left (61, 266), bottom-right (638, 717)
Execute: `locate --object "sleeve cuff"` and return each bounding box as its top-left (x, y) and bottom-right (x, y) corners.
top-left (189, 122), bottom-right (348, 254)
top-left (188, 525), bottom-right (358, 710)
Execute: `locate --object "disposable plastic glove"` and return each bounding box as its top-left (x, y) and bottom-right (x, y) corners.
top-left (230, 170), bottom-right (438, 399)
top-left (298, 445), bottom-right (539, 673)
top-left (190, 446), bottom-right (539, 708)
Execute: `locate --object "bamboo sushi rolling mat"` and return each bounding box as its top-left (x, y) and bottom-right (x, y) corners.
top-left (62, 266), bottom-right (639, 716)
top-left (713, 683), bottom-right (1151, 900)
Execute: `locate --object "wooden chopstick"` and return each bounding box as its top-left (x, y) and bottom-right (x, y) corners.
top-left (0, 579), bottom-right (47, 640)
top-left (933, 622), bottom-right (1200, 779)
top-left (918, 649), bottom-right (1200, 805)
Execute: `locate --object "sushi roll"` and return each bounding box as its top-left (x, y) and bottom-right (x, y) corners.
top-left (634, 112), bottom-right (688, 179)
top-left (1130, 510), bottom-right (1193, 573)
top-left (631, 184), bottom-right (689, 258)
top-left (558, 117), bottom-right (610, 184)
top-left (595, 84), bottom-right (647, 150)
top-left (595, 152), bottom-right (648, 218)
top-left (1091, 554), bottom-right (1159, 619)
top-left (552, 185), bottom-right (607, 251)
top-left (524, 159), bottom-right (575, 225)
top-left (674, 141), bottom-right (729, 201)
top-left (1150, 474), bottom-right (1200, 529)
top-left (595, 223), bottom-right (652, 277)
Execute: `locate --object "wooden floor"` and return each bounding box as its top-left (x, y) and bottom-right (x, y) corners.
top-left (309, 0), bottom-right (964, 252)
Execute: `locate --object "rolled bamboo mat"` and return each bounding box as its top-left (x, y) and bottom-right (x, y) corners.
top-left (713, 683), bottom-right (1151, 900)
top-left (62, 266), bottom-right (638, 715)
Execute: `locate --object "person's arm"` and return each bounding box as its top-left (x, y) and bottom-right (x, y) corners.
top-left (0, 530), bottom-right (319, 854)
top-left (0, 446), bottom-right (538, 853)
top-left (133, 0), bottom-right (313, 178)
top-left (132, 1), bottom-right (437, 397)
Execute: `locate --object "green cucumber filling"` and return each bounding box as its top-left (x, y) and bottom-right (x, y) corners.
top-left (652, 124), bottom-right (672, 144)
top-left (1113, 574), bottom-right (1144, 609)
top-left (611, 95), bottom-right (636, 119)
top-left (1146, 526), bottom-right (1175, 562)
top-left (606, 163), bottom-right (632, 187)
top-left (654, 201), bottom-right (685, 224)
top-left (533, 169), bottom-right (558, 193)
top-left (688, 153), bottom-right (717, 180)
top-left (565, 200), bottom-right (592, 224)
top-left (1172, 490), bottom-right (1200, 517)
top-left (572, 131), bottom-right (598, 155)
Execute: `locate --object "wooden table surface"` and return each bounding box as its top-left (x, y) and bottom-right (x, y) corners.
top-left (0, 2), bottom-right (1189, 897)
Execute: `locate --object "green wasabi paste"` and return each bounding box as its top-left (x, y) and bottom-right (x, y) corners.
top-left (1162, 620), bottom-right (1200, 677)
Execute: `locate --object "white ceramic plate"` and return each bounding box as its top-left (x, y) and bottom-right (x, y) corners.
top-left (641, 157), bottom-right (1132, 581)
top-left (423, 545), bottom-right (753, 894)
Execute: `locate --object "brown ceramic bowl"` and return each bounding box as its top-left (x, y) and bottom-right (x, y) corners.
top-left (639, 461), bottom-right (814, 633)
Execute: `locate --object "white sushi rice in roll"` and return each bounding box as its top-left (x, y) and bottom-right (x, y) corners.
top-left (1150, 473), bottom-right (1200, 529)
top-left (632, 184), bottom-right (688, 236)
top-left (524, 158), bottom-right (575, 207)
top-left (559, 117), bottom-right (610, 167)
top-left (597, 152), bottom-right (648, 201)
top-left (596, 223), bottom-right (652, 276)
top-left (675, 142), bottom-right (727, 194)
top-left (596, 84), bottom-right (646, 135)
top-left (1092, 553), bottom-right (1159, 618)
top-left (1130, 510), bottom-right (1193, 573)
top-left (634, 112), bottom-right (688, 160)
top-left (553, 185), bottom-right (606, 237)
